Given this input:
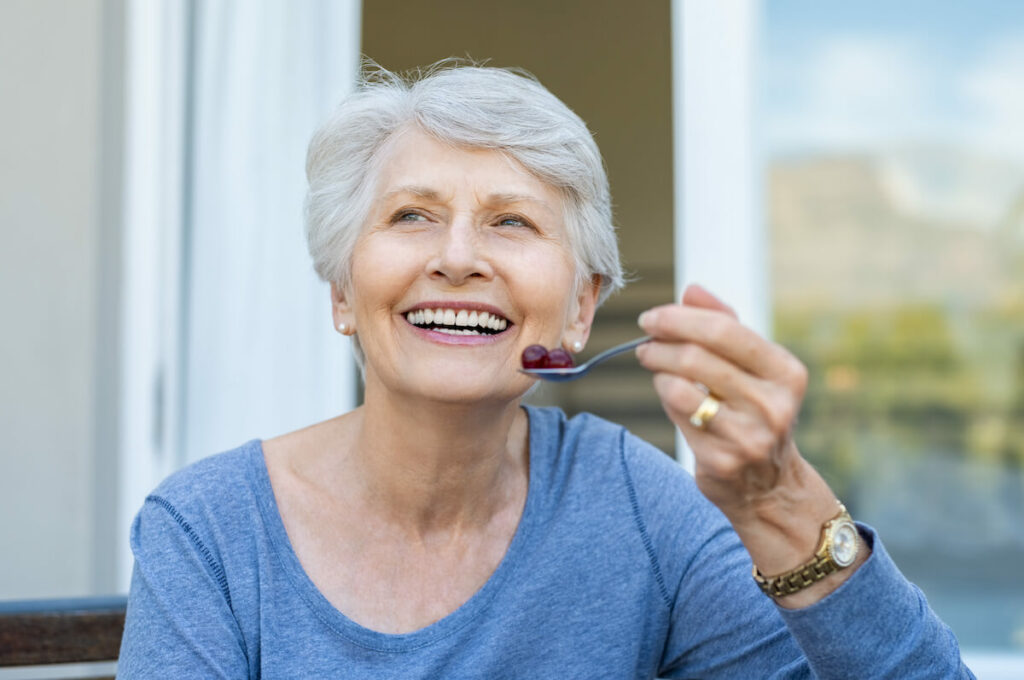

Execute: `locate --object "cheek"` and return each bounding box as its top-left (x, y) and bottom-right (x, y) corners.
top-left (348, 240), bottom-right (415, 317)
top-left (511, 252), bottom-right (578, 325)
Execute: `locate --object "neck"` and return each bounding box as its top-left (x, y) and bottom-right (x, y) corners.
top-left (340, 387), bottom-right (529, 536)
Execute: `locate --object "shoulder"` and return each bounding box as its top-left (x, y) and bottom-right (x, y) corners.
top-left (528, 405), bottom-right (699, 499)
top-left (527, 405), bottom-right (722, 530)
top-left (147, 441), bottom-right (261, 511)
top-left (535, 407), bottom-right (734, 549)
top-left (527, 404), bottom-right (670, 465)
top-left (134, 440), bottom-right (265, 554)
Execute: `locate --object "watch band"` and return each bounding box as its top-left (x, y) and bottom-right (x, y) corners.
top-left (752, 504), bottom-right (858, 598)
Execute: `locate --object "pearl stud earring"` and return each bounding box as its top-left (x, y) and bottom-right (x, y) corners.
top-left (571, 340), bottom-right (583, 353)
top-left (337, 322), bottom-right (347, 334)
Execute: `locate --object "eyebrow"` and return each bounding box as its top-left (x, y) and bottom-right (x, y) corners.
top-left (381, 185), bottom-right (443, 202)
top-left (485, 192), bottom-right (556, 214)
top-left (380, 185), bottom-right (557, 217)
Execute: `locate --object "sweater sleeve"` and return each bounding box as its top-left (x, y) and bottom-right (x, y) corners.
top-left (616, 434), bottom-right (811, 678)
top-left (655, 499), bottom-right (812, 679)
top-left (117, 495), bottom-right (250, 679)
top-left (619, 433), bottom-right (975, 679)
top-left (657, 506), bottom-right (977, 678)
top-left (777, 525), bottom-right (975, 679)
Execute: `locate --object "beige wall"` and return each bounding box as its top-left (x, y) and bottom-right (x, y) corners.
top-left (0, 0), bottom-right (122, 599)
top-left (363, 0), bottom-right (674, 270)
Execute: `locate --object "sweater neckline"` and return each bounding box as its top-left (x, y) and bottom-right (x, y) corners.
top-left (247, 404), bottom-right (550, 653)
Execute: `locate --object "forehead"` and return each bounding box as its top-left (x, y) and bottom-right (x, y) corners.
top-left (373, 128), bottom-right (563, 211)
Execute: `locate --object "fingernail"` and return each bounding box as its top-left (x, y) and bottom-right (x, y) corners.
top-left (638, 310), bottom-right (655, 329)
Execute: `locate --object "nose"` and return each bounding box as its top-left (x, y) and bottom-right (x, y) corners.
top-left (428, 217), bottom-right (493, 285)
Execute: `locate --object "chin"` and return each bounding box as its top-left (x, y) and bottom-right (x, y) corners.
top-left (394, 370), bottom-right (532, 407)
top-left (414, 381), bottom-right (528, 407)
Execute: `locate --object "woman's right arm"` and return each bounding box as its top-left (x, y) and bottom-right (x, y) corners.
top-left (118, 496), bottom-right (250, 678)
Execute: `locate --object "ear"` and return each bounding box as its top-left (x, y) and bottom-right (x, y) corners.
top-left (330, 281), bottom-right (356, 334)
top-left (564, 274), bottom-right (601, 351)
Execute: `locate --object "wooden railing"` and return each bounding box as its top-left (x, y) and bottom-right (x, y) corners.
top-left (0, 596), bottom-right (126, 678)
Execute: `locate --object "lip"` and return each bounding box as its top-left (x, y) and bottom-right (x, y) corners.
top-left (405, 324), bottom-right (509, 346)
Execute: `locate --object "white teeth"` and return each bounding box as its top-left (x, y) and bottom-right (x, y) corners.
top-left (405, 307), bottom-right (509, 332)
top-left (436, 328), bottom-right (482, 335)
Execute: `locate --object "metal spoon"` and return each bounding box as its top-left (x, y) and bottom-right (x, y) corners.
top-left (519, 335), bottom-right (652, 382)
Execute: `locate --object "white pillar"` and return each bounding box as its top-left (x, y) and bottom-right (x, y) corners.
top-left (118, 0), bottom-right (362, 590)
top-left (671, 0), bottom-right (764, 470)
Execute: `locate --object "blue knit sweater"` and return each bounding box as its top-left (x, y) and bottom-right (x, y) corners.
top-left (119, 406), bottom-right (972, 678)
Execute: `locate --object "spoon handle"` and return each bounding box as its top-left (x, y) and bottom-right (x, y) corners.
top-left (584, 335), bottom-right (652, 368)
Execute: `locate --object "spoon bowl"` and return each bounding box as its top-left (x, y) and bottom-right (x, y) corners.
top-left (519, 335), bottom-right (651, 382)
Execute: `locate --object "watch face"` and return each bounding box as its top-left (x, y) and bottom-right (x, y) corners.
top-left (831, 521), bottom-right (859, 567)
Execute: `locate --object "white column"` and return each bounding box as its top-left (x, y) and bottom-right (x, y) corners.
top-left (118, 0), bottom-right (362, 590)
top-left (119, 0), bottom-right (189, 590)
top-left (181, 0), bottom-right (362, 464)
top-left (671, 0), bottom-right (764, 471)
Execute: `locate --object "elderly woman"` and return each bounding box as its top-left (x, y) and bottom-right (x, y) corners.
top-left (119, 64), bottom-right (972, 678)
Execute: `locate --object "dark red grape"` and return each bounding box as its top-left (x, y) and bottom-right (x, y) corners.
top-left (544, 348), bottom-right (574, 369)
top-left (521, 344), bottom-right (549, 369)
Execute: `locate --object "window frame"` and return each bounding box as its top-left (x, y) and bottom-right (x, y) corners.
top-left (670, 0), bottom-right (1024, 671)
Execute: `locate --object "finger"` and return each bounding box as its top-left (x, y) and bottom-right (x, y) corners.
top-left (651, 373), bottom-right (754, 446)
top-left (642, 343), bottom-right (800, 444)
top-left (639, 305), bottom-right (802, 384)
top-left (651, 373), bottom-right (789, 486)
top-left (651, 372), bottom-right (724, 433)
top-left (681, 283), bottom-right (738, 320)
top-left (636, 340), bottom-right (762, 405)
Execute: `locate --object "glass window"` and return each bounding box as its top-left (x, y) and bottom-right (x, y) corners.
top-left (765, 0), bottom-right (1024, 655)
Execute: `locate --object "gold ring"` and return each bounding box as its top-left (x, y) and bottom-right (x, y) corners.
top-left (689, 395), bottom-right (721, 429)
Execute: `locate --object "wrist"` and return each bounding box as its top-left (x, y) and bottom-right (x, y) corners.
top-left (722, 456), bottom-right (871, 607)
top-left (766, 526), bottom-right (870, 609)
top-left (727, 458), bottom-right (840, 575)
top-left (752, 503), bottom-right (857, 593)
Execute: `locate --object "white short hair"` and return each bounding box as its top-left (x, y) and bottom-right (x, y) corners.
top-left (305, 61), bottom-right (625, 363)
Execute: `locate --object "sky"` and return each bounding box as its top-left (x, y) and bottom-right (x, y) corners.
top-left (762, 0), bottom-right (1024, 161)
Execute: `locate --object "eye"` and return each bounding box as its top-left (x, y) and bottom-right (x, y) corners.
top-left (390, 209), bottom-right (429, 224)
top-left (495, 214), bottom-right (534, 229)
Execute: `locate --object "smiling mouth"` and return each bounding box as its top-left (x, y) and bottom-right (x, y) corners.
top-left (404, 307), bottom-right (510, 336)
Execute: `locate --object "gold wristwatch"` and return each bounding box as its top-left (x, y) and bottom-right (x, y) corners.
top-left (752, 503), bottom-right (859, 598)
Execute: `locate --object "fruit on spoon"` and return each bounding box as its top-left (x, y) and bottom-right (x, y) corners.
top-left (520, 344), bottom-right (575, 370)
top-left (521, 345), bottom-right (549, 369)
top-left (544, 348), bottom-right (574, 369)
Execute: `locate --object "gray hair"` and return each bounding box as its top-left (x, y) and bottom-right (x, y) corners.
top-left (304, 61), bottom-right (625, 361)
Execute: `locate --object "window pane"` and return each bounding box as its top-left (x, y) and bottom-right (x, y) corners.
top-left (765, 0), bottom-right (1024, 653)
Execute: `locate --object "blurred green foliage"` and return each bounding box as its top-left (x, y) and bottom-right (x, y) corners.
top-left (776, 302), bottom-right (1024, 497)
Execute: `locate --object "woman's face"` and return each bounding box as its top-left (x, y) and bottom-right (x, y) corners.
top-left (334, 128), bottom-right (598, 405)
